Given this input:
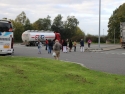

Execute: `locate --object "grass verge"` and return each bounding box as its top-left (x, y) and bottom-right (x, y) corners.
top-left (0, 56), bottom-right (125, 94)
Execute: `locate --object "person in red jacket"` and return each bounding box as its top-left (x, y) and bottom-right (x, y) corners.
top-left (45, 39), bottom-right (48, 50)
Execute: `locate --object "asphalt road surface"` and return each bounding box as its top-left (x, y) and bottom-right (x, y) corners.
top-left (10, 44), bottom-right (125, 75)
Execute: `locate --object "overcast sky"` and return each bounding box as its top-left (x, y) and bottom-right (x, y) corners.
top-left (0, 0), bottom-right (125, 35)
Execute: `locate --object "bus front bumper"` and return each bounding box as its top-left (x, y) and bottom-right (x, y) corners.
top-left (0, 49), bottom-right (14, 54)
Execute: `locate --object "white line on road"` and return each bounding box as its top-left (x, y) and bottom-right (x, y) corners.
top-left (60, 60), bottom-right (86, 67)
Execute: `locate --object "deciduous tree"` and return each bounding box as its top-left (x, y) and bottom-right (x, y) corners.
top-left (15, 11), bottom-right (27, 25)
top-left (32, 15), bottom-right (51, 30)
top-left (11, 20), bottom-right (24, 42)
top-left (63, 16), bottom-right (79, 39)
top-left (108, 3), bottom-right (125, 41)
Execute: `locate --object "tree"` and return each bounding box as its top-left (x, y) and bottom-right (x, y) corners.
top-left (42, 15), bottom-right (51, 30)
top-left (15, 11), bottom-right (27, 25)
top-left (24, 18), bottom-right (33, 31)
top-left (51, 14), bottom-right (66, 39)
top-left (51, 14), bottom-right (63, 32)
top-left (75, 27), bottom-right (85, 36)
top-left (108, 3), bottom-right (125, 42)
top-left (71, 27), bottom-right (85, 41)
top-left (13, 11), bottom-right (32, 42)
top-left (62, 16), bottom-right (79, 39)
top-left (11, 20), bottom-right (24, 42)
top-left (32, 19), bottom-right (41, 30)
top-left (32, 15), bottom-right (51, 30)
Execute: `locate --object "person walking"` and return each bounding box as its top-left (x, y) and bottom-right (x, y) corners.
top-left (87, 39), bottom-right (92, 48)
top-left (37, 40), bottom-right (42, 54)
top-left (73, 41), bottom-right (77, 52)
top-left (80, 39), bottom-right (84, 52)
top-left (61, 39), bottom-right (64, 51)
top-left (53, 40), bottom-right (62, 60)
top-left (51, 40), bottom-right (54, 50)
top-left (62, 39), bottom-right (67, 53)
top-left (69, 39), bottom-right (73, 52)
top-left (48, 40), bottom-right (53, 54)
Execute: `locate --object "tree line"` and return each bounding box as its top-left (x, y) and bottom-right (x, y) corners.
top-left (9, 11), bottom-right (85, 42)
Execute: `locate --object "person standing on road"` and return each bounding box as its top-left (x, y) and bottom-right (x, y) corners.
top-left (69, 39), bottom-right (73, 52)
top-left (73, 40), bottom-right (77, 52)
top-left (53, 40), bottom-right (62, 60)
top-left (38, 40), bottom-right (42, 54)
top-left (62, 39), bottom-right (67, 53)
top-left (87, 39), bottom-right (92, 48)
top-left (61, 39), bottom-right (64, 51)
top-left (80, 39), bottom-right (84, 52)
top-left (51, 40), bottom-right (54, 50)
top-left (45, 39), bottom-right (48, 50)
top-left (48, 40), bottom-right (53, 54)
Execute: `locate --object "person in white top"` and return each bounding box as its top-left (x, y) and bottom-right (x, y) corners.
top-left (62, 39), bottom-right (68, 53)
top-left (37, 40), bottom-right (42, 54)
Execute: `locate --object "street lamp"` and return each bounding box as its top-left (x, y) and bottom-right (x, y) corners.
top-left (114, 28), bottom-right (115, 44)
top-left (103, 29), bottom-right (104, 36)
top-left (98, 0), bottom-right (101, 48)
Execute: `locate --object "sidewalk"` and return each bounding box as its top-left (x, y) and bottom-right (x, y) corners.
top-left (85, 44), bottom-right (121, 52)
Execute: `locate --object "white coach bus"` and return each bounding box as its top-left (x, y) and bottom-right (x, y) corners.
top-left (0, 19), bottom-right (14, 55)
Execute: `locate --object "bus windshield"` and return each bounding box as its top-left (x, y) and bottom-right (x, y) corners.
top-left (0, 22), bottom-right (12, 32)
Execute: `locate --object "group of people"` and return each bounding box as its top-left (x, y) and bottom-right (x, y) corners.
top-left (61, 39), bottom-right (91, 53)
top-left (37, 39), bottom-right (62, 60)
top-left (45, 39), bottom-right (53, 54)
top-left (38, 39), bottom-right (54, 54)
top-left (37, 38), bottom-right (92, 60)
top-left (61, 39), bottom-right (76, 53)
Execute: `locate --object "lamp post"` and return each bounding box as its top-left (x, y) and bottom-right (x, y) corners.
top-left (103, 29), bottom-right (104, 36)
top-left (98, 0), bottom-right (101, 48)
top-left (114, 28), bottom-right (115, 44)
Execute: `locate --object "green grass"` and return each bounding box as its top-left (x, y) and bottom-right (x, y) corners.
top-left (0, 56), bottom-right (125, 94)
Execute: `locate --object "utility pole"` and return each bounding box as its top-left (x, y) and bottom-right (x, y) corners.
top-left (103, 29), bottom-right (104, 36)
top-left (114, 28), bottom-right (115, 44)
top-left (98, 0), bottom-right (101, 48)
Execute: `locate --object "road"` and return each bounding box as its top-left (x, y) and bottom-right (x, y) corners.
top-left (11, 44), bottom-right (125, 75)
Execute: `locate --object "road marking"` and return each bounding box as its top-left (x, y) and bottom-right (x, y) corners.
top-left (100, 52), bottom-right (103, 53)
top-left (60, 60), bottom-right (86, 67)
top-left (117, 53), bottom-right (121, 55)
top-left (91, 52), bottom-right (125, 55)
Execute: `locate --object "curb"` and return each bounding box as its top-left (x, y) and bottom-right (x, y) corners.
top-left (85, 47), bottom-right (122, 52)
